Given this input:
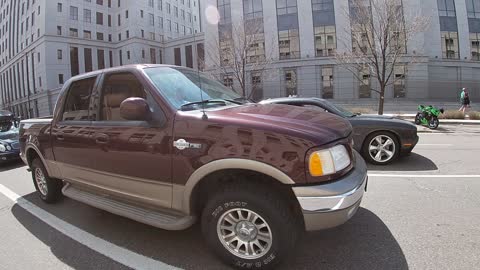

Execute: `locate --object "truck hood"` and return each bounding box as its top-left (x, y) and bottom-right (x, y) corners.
top-left (207, 104), bottom-right (352, 146)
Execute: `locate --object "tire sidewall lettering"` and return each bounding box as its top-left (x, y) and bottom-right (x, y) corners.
top-left (211, 201), bottom-right (248, 218)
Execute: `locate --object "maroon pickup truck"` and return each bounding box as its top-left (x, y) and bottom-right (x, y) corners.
top-left (19, 65), bottom-right (367, 269)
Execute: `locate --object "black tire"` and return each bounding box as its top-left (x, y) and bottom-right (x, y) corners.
top-left (362, 131), bottom-right (400, 165)
top-left (414, 113), bottom-right (421, 125)
top-left (428, 117), bottom-right (439, 130)
top-left (201, 182), bottom-right (300, 269)
top-left (31, 158), bottom-right (63, 203)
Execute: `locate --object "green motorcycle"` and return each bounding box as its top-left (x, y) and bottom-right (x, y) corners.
top-left (415, 105), bottom-right (444, 129)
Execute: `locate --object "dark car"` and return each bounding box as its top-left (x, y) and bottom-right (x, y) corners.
top-left (0, 110), bottom-right (20, 163)
top-left (260, 97), bottom-right (418, 165)
top-left (19, 65), bottom-right (367, 269)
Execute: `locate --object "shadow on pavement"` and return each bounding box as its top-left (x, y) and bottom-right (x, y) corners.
top-left (368, 152), bottom-right (438, 171)
top-left (12, 194), bottom-right (408, 270)
top-left (0, 159), bottom-right (25, 172)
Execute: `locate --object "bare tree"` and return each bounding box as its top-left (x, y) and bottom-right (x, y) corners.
top-left (336, 0), bottom-right (430, 115)
top-left (207, 19), bottom-right (273, 99)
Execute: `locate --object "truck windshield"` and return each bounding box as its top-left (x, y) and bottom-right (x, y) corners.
top-left (144, 67), bottom-right (243, 110)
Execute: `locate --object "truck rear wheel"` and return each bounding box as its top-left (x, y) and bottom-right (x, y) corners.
top-left (31, 158), bottom-right (63, 203)
top-left (201, 182), bottom-right (300, 269)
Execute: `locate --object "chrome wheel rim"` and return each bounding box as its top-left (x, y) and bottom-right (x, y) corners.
top-left (35, 168), bottom-right (48, 196)
top-left (217, 208), bottom-right (273, 260)
top-left (368, 135), bottom-right (396, 163)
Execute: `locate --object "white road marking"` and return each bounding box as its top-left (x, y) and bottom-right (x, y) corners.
top-left (369, 174), bottom-right (480, 178)
top-left (416, 144), bottom-right (453, 146)
top-left (0, 184), bottom-right (179, 270)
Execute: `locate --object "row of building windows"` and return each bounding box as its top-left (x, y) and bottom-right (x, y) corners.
top-left (221, 65), bottom-right (407, 100)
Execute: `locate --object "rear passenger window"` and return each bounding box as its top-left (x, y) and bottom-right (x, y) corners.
top-left (100, 73), bottom-right (147, 121)
top-left (62, 77), bottom-right (96, 121)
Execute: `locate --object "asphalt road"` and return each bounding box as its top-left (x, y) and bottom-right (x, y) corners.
top-left (1, 128), bottom-right (479, 270)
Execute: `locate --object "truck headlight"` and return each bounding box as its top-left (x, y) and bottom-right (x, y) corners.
top-left (0, 144), bottom-right (5, 152)
top-left (309, 145), bottom-right (351, 177)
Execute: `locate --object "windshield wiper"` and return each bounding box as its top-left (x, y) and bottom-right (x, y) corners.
top-left (233, 97), bottom-right (252, 104)
top-left (180, 99), bottom-right (227, 111)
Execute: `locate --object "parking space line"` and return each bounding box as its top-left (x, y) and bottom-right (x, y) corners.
top-left (0, 184), bottom-right (179, 270)
top-left (368, 174), bottom-right (480, 178)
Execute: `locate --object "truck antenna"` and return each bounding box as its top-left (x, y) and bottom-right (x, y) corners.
top-left (193, 31), bottom-right (207, 120)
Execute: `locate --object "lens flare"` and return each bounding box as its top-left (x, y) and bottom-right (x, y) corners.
top-left (205, 5), bottom-right (220, 25)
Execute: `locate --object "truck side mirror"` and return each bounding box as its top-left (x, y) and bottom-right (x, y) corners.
top-left (120, 97), bottom-right (151, 121)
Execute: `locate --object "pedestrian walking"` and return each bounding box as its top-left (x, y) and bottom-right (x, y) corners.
top-left (459, 88), bottom-right (471, 113)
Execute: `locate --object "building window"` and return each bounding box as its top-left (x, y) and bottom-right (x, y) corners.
top-left (108, 34), bottom-right (112, 41)
top-left (118, 33), bottom-right (122, 41)
top-left (142, 49), bottom-right (146, 58)
top-left (58, 74), bottom-right (64, 84)
top-left (149, 32), bottom-right (155, 40)
top-left (441, 31), bottom-right (459, 59)
top-left (223, 74), bottom-right (234, 87)
top-left (149, 0), bottom-right (154, 7)
top-left (149, 13), bottom-right (154, 25)
top-left (84, 30), bottom-right (92, 39)
top-left (57, 3), bottom-right (62, 12)
top-left (84, 9), bottom-right (92, 23)
top-left (276, 0), bottom-right (297, 15)
top-left (158, 0), bottom-right (163, 10)
top-left (69, 28), bottom-right (78, 37)
top-left (251, 73), bottom-right (263, 101)
top-left (109, 50), bottom-right (113, 67)
top-left (174, 47), bottom-right (181, 65)
top-left (284, 69), bottom-right (297, 96)
top-left (96, 12), bottom-right (103, 25)
top-left (394, 65), bottom-right (406, 98)
top-left (174, 6), bottom-right (178, 17)
top-left (84, 48), bottom-right (93, 72)
top-left (127, 50), bottom-right (130, 60)
top-left (108, 15), bottom-right (112, 26)
top-left (438, 0), bottom-right (456, 17)
top-left (126, 30), bottom-right (129, 38)
top-left (467, 0), bottom-right (480, 18)
top-left (97, 32), bottom-right (104, 40)
top-left (158, 16), bottom-right (163, 28)
top-left (150, 48), bottom-right (157, 63)
top-left (70, 6), bottom-right (78, 20)
top-left (167, 3), bottom-right (171, 14)
top-left (185, 45), bottom-right (193, 68)
top-left (70, 47), bottom-right (79, 76)
top-left (314, 26), bottom-right (336, 57)
top-left (359, 67), bottom-right (371, 98)
top-left (321, 66), bottom-right (334, 99)
top-left (243, 0), bottom-right (263, 19)
top-left (57, 49), bottom-right (62, 60)
top-left (141, 29), bottom-right (145, 38)
top-left (279, 29), bottom-right (300, 59)
top-left (175, 22), bottom-right (179, 33)
top-left (140, 10), bottom-right (144, 18)
top-left (118, 14), bottom-right (121, 26)
top-left (97, 0), bottom-right (104, 5)
top-left (57, 26), bottom-right (62, 35)
top-left (119, 50), bottom-right (123, 65)
top-left (471, 33), bottom-right (480, 60)
top-left (126, 10), bottom-right (128, 18)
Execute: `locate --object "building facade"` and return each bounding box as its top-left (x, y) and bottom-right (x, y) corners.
top-left (0, 0), bottom-right (204, 117)
top-left (204, 0), bottom-right (480, 102)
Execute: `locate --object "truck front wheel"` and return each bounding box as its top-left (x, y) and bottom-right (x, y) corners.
top-left (201, 182), bottom-right (300, 269)
top-left (31, 158), bottom-right (63, 203)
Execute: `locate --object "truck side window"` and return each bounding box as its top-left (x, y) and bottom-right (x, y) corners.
top-left (62, 77), bottom-right (96, 121)
top-left (100, 73), bottom-right (148, 121)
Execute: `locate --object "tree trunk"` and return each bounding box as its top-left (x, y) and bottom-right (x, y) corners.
top-left (378, 85), bottom-right (385, 115)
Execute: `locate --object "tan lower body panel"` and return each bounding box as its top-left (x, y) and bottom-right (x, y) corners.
top-left (57, 162), bottom-right (173, 209)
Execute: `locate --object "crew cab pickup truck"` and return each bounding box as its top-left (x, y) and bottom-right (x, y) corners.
top-left (19, 65), bottom-right (367, 269)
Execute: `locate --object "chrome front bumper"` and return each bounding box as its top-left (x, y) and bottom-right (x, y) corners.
top-left (293, 151), bottom-right (368, 231)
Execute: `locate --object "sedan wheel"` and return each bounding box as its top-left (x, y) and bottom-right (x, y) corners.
top-left (363, 132), bottom-right (399, 165)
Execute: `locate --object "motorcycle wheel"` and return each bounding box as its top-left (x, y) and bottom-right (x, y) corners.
top-left (428, 117), bottom-right (439, 129)
top-left (415, 113), bottom-right (422, 125)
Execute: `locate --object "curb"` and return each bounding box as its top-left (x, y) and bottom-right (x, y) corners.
top-left (401, 118), bottom-right (480, 125)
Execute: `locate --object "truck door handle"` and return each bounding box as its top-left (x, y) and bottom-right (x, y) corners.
top-left (95, 134), bottom-right (109, 144)
top-left (56, 133), bottom-right (65, 141)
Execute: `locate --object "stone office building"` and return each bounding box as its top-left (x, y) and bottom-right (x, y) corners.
top-left (204, 0), bottom-right (480, 102)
